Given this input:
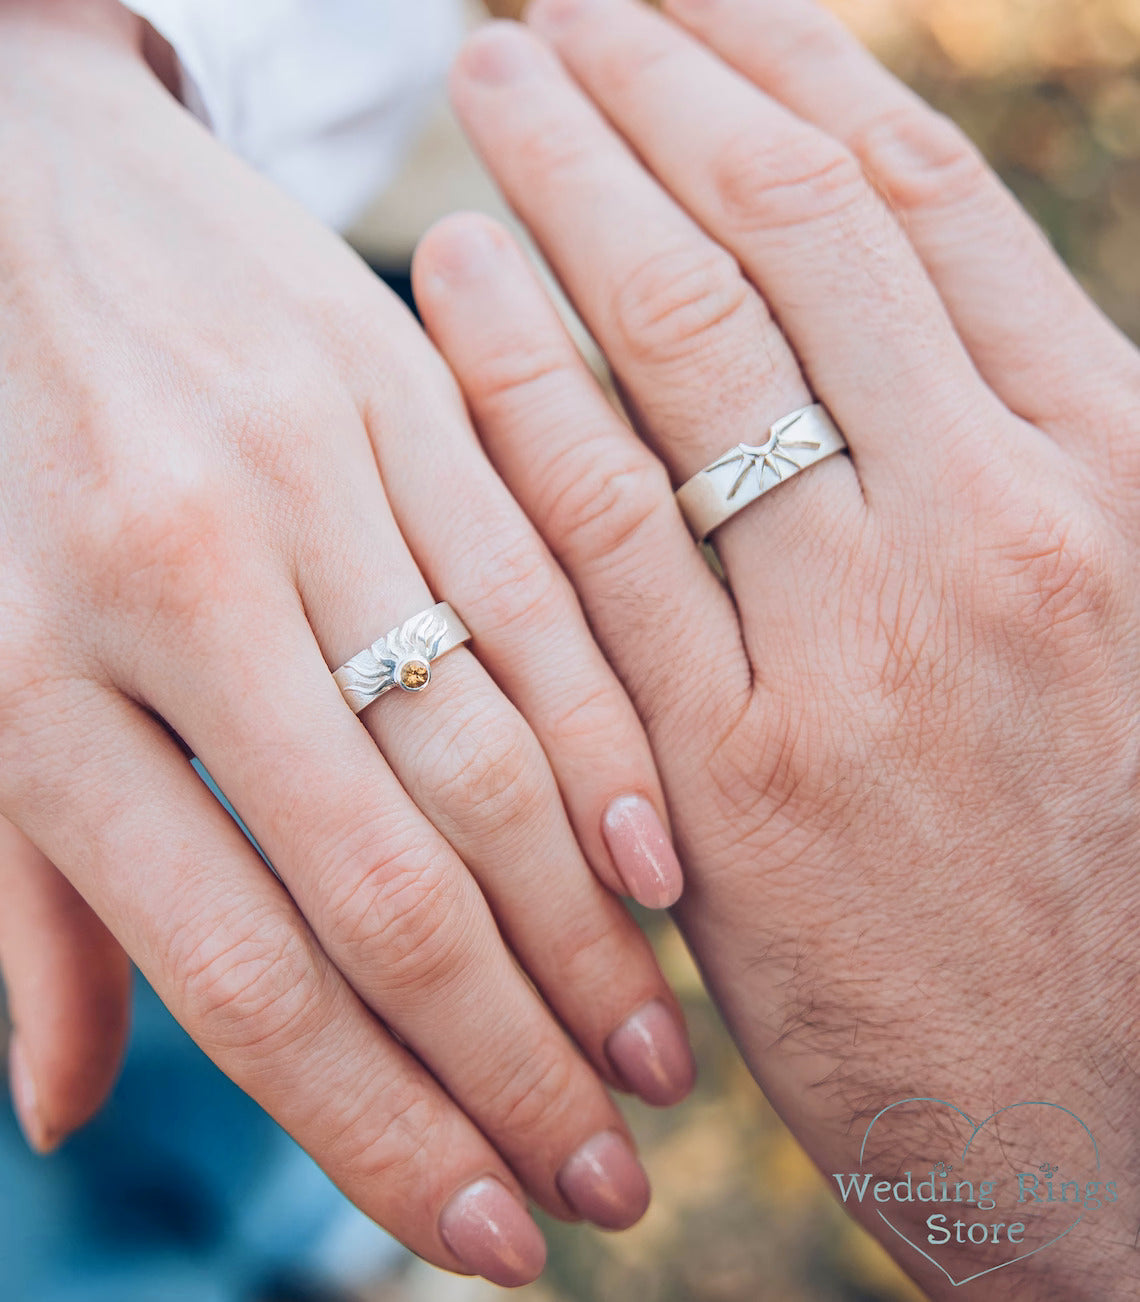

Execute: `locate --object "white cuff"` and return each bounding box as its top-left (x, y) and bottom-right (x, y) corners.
top-left (123, 0), bottom-right (464, 230)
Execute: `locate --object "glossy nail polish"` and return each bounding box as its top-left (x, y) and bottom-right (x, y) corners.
top-left (606, 999), bottom-right (697, 1107)
top-left (557, 1130), bottom-right (651, 1230)
top-left (602, 795), bottom-right (684, 909)
top-left (439, 1176), bottom-right (547, 1287)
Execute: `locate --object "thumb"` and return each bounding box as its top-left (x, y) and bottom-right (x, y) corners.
top-left (1, 816), bottom-right (131, 1152)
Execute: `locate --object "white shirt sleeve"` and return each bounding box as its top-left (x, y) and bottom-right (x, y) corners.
top-left (122, 0), bottom-right (465, 230)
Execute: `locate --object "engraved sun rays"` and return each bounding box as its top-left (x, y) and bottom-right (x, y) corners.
top-left (707, 409), bottom-right (821, 500)
top-left (347, 608), bottom-right (449, 698)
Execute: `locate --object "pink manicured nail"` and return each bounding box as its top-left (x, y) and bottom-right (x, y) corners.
top-left (602, 795), bottom-right (683, 909)
top-left (606, 999), bottom-right (697, 1107)
top-left (557, 1130), bottom-right (651, 1230)
top-left (439, 1177), bottom-right (547, 1287)
top-left (8, 1036), bottom-right (49, 1154)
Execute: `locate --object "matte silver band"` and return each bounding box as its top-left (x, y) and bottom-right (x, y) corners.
top-left (675, 404), bottom-right (848, 542)
top-left (333, 601), bottom-right (471, 714)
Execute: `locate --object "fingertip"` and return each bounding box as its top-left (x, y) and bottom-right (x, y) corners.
top-left (439, 1176), bottom-right (548, 1287)
top-left (8, 1035), bottom-right (52, 1155)
top-left (30, 958), bottom-right (129, 1148)
top-left (527, 0), bottom-right (606, 37)
top-left (413, 212), bottom-right (513, 303)
top-left (606, 999), bottom-right (697, 1107)
top-left (557, 1129), bottom-right (651, 1230)
top-left (450, 20), bottom-right (544, 96)
top-left (0, 835), bottom-right (133, 1151)
top-left (602, 794), bottom-right (684, 909)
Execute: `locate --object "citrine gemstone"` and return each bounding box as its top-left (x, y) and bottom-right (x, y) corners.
top-left (399, 660), bottom-right (430, 691)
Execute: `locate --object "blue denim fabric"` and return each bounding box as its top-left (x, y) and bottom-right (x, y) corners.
top-left (1, 975), bottom-right (406, 1302)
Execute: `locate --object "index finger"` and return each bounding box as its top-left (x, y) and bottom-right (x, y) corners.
top-left (414, 214), bottom-right (744, 746)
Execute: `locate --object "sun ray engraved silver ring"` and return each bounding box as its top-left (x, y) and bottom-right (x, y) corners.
top-left (333, 602), bottom-right (471, 714)
top-left (675, 403), bottom-right (848, 542)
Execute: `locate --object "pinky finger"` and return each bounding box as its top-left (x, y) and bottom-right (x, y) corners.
top-left (0, 816), bottom-right (131, 1153)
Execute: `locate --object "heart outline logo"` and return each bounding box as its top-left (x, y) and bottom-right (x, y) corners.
top-left (859, 1098), bottom-right (1099, 1288)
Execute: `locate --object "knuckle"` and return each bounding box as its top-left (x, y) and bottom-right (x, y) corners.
top-left (594, 28), bottom-right (678, 99)
top-left (221, 390), bottom-right (318, 491)
top-left (173, 912), bottom-right (322, 1056)
top-left (853, 106), bottom-right (988, 214)
top-left (514, 117), bottom-right (594, 186)
top-left (345, 1087), bottom-right (443, 1190)
top-left (79, 466), bottom-right (237, 628)
top-left (711, 127), bottom-right (868, 235)
top-left (431, 705), bottom-right (547, 826)
top-left (547, 901), bottom-right (640, 996)
top-left (482, 1041), bottom-right (580, 1142)
top-left (611, 242), bottom-right (752, 368)
top-left (462, 337), bottom-right (574, 412)
top-left (541, 678), bottom-right (629, 761)
top-left (543, 450), bottom-right (674, 569)
top-left (462, 528), bottom-right (564, 640)
top-left (771, 8), bottom-right (850, 70)
top-left (993, 506), bottom-right (1119, 639)
top-left (324, 838), bottom-right (469, 992)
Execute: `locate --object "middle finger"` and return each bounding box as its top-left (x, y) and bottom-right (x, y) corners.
top-left (451, 17), bottom-right (866, 604)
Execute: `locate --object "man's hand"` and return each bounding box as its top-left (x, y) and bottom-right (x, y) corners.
top-left (418, 0), bottom-right (1140, 1293)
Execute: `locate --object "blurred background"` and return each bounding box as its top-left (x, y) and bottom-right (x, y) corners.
top-left (4, 1), bottom-right (1138, 1300)
top-left (352, 0), bottom-right (1140, 348)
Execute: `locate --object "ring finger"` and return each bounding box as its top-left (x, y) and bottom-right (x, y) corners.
top-left (318, 368), bottom-right (696, 1115)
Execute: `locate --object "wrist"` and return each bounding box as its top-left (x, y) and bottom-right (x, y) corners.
top-left (0, 0), bottom-right (186, 127)
top-left (0, 0), bottom-right (177, 128)
top-left (0, 0), bottom-right (143, 51)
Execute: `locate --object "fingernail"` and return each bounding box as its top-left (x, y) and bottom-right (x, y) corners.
top-left (663, 0), bottom-right (718, 14)
top-left (602, 795), bottom-right (684, 909)
top-left (606, 999), bottom-right (697, 1107)
top-left (422, 218), bottom-right (501, 291)
top-left (8, 1036), bottom-right (51, 1154)
top-left (439, 1176), bottom-right (547, 1288)
top-left (458, 24), bottom-right (538, 86)
top-left (528, 0), bottom-right (605, 32)
top-left (557, 1130), bottom-right (650, 1230)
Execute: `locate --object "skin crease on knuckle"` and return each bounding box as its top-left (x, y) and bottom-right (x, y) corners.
top-left (425, 705), bottom-right (552, 848)
top-left (455, 518), bottom-right (564, 641)
top-left (169, 905), bottom-right (327, 1062)
top-left (541, 457), bottom-right (674, 572)
top-left (510, 114), bottom-right (597, 195)
top-left (322, 844), bottom-right (483, 1003)
top-left (472, 1038), bottom-right (583, 1153)
top-left (456, 333), bottom-right (572, 412)
top-left (610, 241), bottom-right (754, 373)
top-left (710, 124), bottom-right (869, 238)
top-left (849, 105), bottom-right (990, 217)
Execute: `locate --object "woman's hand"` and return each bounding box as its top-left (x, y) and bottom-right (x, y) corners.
top-left (418, 0), bottom-right (1140, 1293)
top-left (0, 1), bottom-right (696, 1285)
